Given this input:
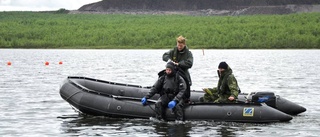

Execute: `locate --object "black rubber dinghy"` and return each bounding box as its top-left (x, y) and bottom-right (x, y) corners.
top-left (59, 77), bottom-right (306, 123)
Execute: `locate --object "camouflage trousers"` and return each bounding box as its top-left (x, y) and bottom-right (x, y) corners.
top-left (203, 88), bottom-right (235, 103)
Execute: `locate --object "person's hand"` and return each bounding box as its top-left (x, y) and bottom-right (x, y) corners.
top-left (167, 59), bottom-right (172, 63)
top-left (173, 62), bottom-right (179, 66)
top-left (141, 97), bottom-right (147, 105)
top-left (228, 96), bottom-right (235, 101)
top-left (168, 100), bottom-right (177, 109)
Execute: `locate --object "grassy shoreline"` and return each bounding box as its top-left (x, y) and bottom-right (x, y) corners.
top-left (0, 12), bottom-right (319, 49)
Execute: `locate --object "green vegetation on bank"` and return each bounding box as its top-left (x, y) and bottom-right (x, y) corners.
top-left (0, 11), bottom-right (319, 49)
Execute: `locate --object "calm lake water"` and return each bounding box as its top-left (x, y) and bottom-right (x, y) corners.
top-left (0, 49), bottom-right (319, 137)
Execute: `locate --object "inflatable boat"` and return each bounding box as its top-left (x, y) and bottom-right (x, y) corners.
top-left (59, 76), bottom-right (306, 123)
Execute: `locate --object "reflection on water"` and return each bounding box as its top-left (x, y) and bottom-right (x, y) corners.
top-left (59, 114), bottom-right (271, 136)
top-left (154, 122), bottom-right (192, 136)
top-left (59, 115), bottom-right (130, 136)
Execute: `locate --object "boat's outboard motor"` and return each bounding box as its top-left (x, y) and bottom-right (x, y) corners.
top-left (252, 92), bottom-right (276, 108)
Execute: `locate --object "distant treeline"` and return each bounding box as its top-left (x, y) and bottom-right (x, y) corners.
top-left (0, 12), bottom-right (319, 49)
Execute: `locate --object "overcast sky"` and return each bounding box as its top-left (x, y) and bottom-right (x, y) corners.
top-left (0, 0), bottom-right (101, 11)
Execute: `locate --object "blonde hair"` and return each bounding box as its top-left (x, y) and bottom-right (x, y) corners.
top-left (176, 35), bottom-right (186, 44)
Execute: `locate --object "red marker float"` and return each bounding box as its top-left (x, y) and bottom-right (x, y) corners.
top-left (45, 62), bottom-right (49, 66)
top-left (59, 61), bottom-right (63, 65)
top-left (7, 61), bottom-right (11, 66)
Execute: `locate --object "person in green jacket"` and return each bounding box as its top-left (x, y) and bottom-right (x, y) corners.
top-left (202, 62), bottom-right (240, 103)
top-left (162, 35), bottom-right (193, 86)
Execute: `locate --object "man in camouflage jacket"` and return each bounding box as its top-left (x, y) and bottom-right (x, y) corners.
top-left (203, 62), bottom-right (240, 103)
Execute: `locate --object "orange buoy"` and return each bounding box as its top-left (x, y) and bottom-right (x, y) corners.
top-left (45, 62), bottom-right (49, 65)
top-left (59, 61), bottom-right (63, 65)
top-left (7, 61), bottom-right (12, 66)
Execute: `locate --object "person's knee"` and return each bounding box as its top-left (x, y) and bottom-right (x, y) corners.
top-left (203, 96), bottom-right (212, 102)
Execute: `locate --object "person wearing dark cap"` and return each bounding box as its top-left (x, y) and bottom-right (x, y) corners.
top-left (162, 35), bottom-right (193, 86)
top-left (141, 62), bottom-right (188, 121)
top-left (202, 62), bottom-right (240, 103)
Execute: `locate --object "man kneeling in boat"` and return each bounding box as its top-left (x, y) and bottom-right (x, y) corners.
top-left (202, 62), bottom-right (240, 103)
top-left (141, 62), bottom-right (188, 121)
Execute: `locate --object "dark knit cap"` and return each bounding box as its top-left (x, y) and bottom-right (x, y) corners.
top-left (218, 62), bottom-right (228, 69)
top-left (166, 62), bottom-right (175, 70)
top-left (166, 62), bottom-right (176, 76)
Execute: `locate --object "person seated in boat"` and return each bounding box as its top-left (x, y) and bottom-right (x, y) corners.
top-left (202, 62), bottom-right (240, 103)
top-left (141, 62), bottom-right (188, 121)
